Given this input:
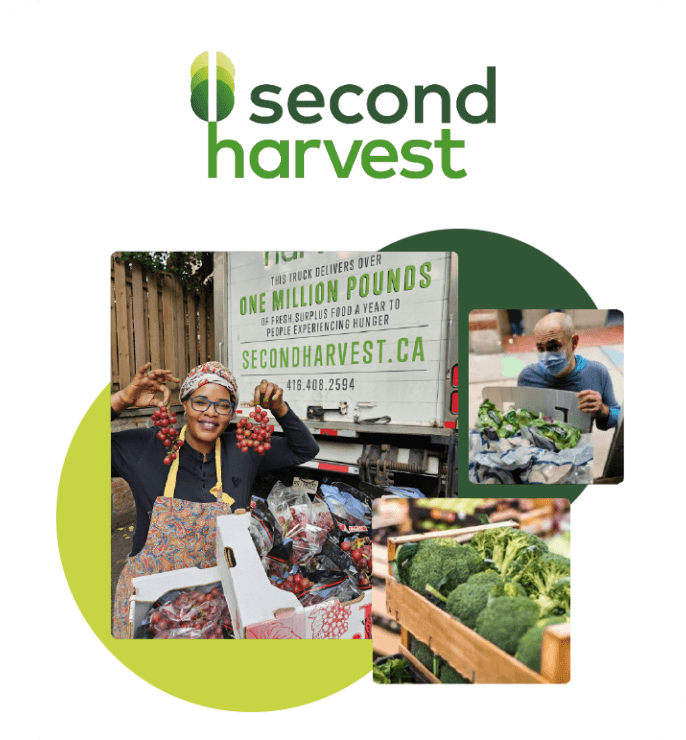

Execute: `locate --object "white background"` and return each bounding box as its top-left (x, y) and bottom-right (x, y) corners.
top-left (1, 0), bottom-right (683, 737)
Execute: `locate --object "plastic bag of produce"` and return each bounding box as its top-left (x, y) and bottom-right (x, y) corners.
top-left (136, 583), bottom-right (232, 639)
top-left (264, 538), bottom-right (294, 579)
top-left (476, 399), bottom-right (504, 432)
top-left (248, 496), bottom-right (280, 558)
top-left (311, 498), bottom-right (335, 533)
top-left (524, 445), bottom-right (593, 484)
top-left (267, 480), bottom-right (314, 535)
top-left (318, 482), bottom-right (372, 536)
top-left (289, 521), bottom-right (328, 566)
top-left (468, 430), bottom-right (592, 485)
top-left (339, 535), bottom-right (372, 589)
top-left (528, 417), bottom-right (582, 451)
top-left (307, 537), bottom-right (359, 585)
top-left (274, 567), bottom-right (362, 608)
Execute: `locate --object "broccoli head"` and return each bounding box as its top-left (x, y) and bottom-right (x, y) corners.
top-left (411, 640), bottom-right (435, 672)
top-left (446, 571), bottom-right (505, 628)
top-left (470, 528), bottom-right (548, 581)
top-left (474, 596), bottom-right (540, 655)
top-left (407, 539), bottom-right (485, 597)
top-left (503, 581), bottom-right (528, 598)
top-left (515, 617), bottom-right (569, 673)
top-left (514, 625), bottom-right (547, 672)
top-left (439, 663), bottom-right (471, 684)
top-left (518, 553), bottom-right (571, 617)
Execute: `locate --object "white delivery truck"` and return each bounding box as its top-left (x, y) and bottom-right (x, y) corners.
top-left (213, 251), bottom-right (458, 496)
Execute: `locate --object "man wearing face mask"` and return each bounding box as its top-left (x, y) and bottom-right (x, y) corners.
top-left (517, 313), bottom-right (621, 430)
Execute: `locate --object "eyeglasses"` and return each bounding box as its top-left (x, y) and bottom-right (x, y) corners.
top-left (190, 397), bottom-right (235, 415)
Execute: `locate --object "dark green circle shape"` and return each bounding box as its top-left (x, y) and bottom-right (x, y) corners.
top-left (56, 387), bottom-right (370, 712)
top-left (382, 228), bottom-right (597, 504)
top-left (216, 81), bottom-right (234, 122)
top-left (191, 80), bottom-right (209, 121)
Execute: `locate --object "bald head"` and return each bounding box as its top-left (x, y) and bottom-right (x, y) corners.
top-left (534, 312), bottom-right (575, 341)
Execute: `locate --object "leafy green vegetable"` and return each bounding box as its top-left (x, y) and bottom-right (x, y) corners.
top-left (407, 538), bottom-right (485, 598)
top-left (515, 617), bottom-right (569, 672)
top-left (392, 542), bottom-right (421, 585)
top-left (470, 528), bottom-right (548, 581)
top-left (411, 640), bottom-right (434, 671)
top-left (474, 596), bottom-right (540, 655)
top-left (517, 553), bottom-right (571, 617)
top-left (439, 663), bottom-right (471, 684)
top-left (476, 400), bottom-right (582, 449)
top-left (373, 658), bottom-right (413, 684)
top-left (529, 417), bottom-right (581, 450)
top-left (445, 571), bottom-right (505, 628)
top-left (476, 400), bottom-right (504, 432)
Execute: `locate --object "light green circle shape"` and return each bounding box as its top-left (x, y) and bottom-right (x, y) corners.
top-left (56, 387), bottom-right (370, 711)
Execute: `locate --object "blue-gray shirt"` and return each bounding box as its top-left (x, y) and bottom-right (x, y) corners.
top-left (517, 355), bottom-right (621, 430)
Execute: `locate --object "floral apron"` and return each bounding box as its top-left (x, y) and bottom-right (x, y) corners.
top-left (112, 426), bottom-right (235, 638)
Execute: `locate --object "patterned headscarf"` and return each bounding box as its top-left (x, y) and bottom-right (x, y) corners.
top-left (179, 361), bottom-right (239, 406)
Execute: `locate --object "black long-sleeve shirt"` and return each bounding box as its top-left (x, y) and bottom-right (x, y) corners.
top-left (111, 407), bottom-right (319, 556)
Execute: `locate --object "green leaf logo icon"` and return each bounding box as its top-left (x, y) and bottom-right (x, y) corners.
top-left (190, 51), bottom-right (235, 122)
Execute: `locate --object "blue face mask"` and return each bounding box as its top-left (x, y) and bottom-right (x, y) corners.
top-left (539, 351), bottom-right (569, 375)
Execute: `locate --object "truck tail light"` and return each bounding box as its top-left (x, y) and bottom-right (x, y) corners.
top-left (451, 391), bottom-right (458, 414)
top-left (451, 364), bottom-right (458, 387)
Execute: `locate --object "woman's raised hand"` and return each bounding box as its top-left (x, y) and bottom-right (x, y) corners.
top-left (113, 363), bottom-right (181, 412)
top-left (248, 379), bottom-right (288, 417)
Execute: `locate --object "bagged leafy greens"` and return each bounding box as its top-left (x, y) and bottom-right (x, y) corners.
top-left (528, 417), bottom-right (581, 450)
top-left (476, 400), bottom-right (504, 432)
top-left (476, 400), bottom-right (582, 451)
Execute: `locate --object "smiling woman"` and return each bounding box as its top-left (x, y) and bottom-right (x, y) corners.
top-left (110, 361), bottom-right (319, 638)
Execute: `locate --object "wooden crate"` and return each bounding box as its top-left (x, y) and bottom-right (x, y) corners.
top-left (385, 523), bottom-right (571, 684)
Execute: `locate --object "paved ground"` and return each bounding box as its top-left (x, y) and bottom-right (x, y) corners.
top-left (469, 340), bottom-right (624, 481)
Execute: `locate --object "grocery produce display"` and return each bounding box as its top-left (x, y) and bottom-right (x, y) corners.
top-left (390, 525), bottom-right (571, 680)
top-left (137, 583), bottom-right (232, 639)
top-left (152, 403), bottom-right (184, 465)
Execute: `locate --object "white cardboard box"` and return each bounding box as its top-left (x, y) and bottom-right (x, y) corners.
top-left (216, 513), bottom-right (372, 639)
top-left (128, 566), bottom-right (222, 638)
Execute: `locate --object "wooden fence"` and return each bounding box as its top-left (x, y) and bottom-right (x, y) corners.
top-left (111, 255), bottom-right (214, 399)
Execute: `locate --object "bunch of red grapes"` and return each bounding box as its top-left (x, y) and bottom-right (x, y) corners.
top-left (236, 406), bottom-right (274, 455)
top-left (341, 539), bottom-right (372, 588)
top-left (152, 404), bottom-right (184, 465)
top-left (275, 572), bottom-right (314, 597)
top-left (147, 586), bottom-right (230, 639)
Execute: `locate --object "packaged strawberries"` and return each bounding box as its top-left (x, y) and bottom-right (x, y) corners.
top-left (137, 583), bottom-right (233, 639)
